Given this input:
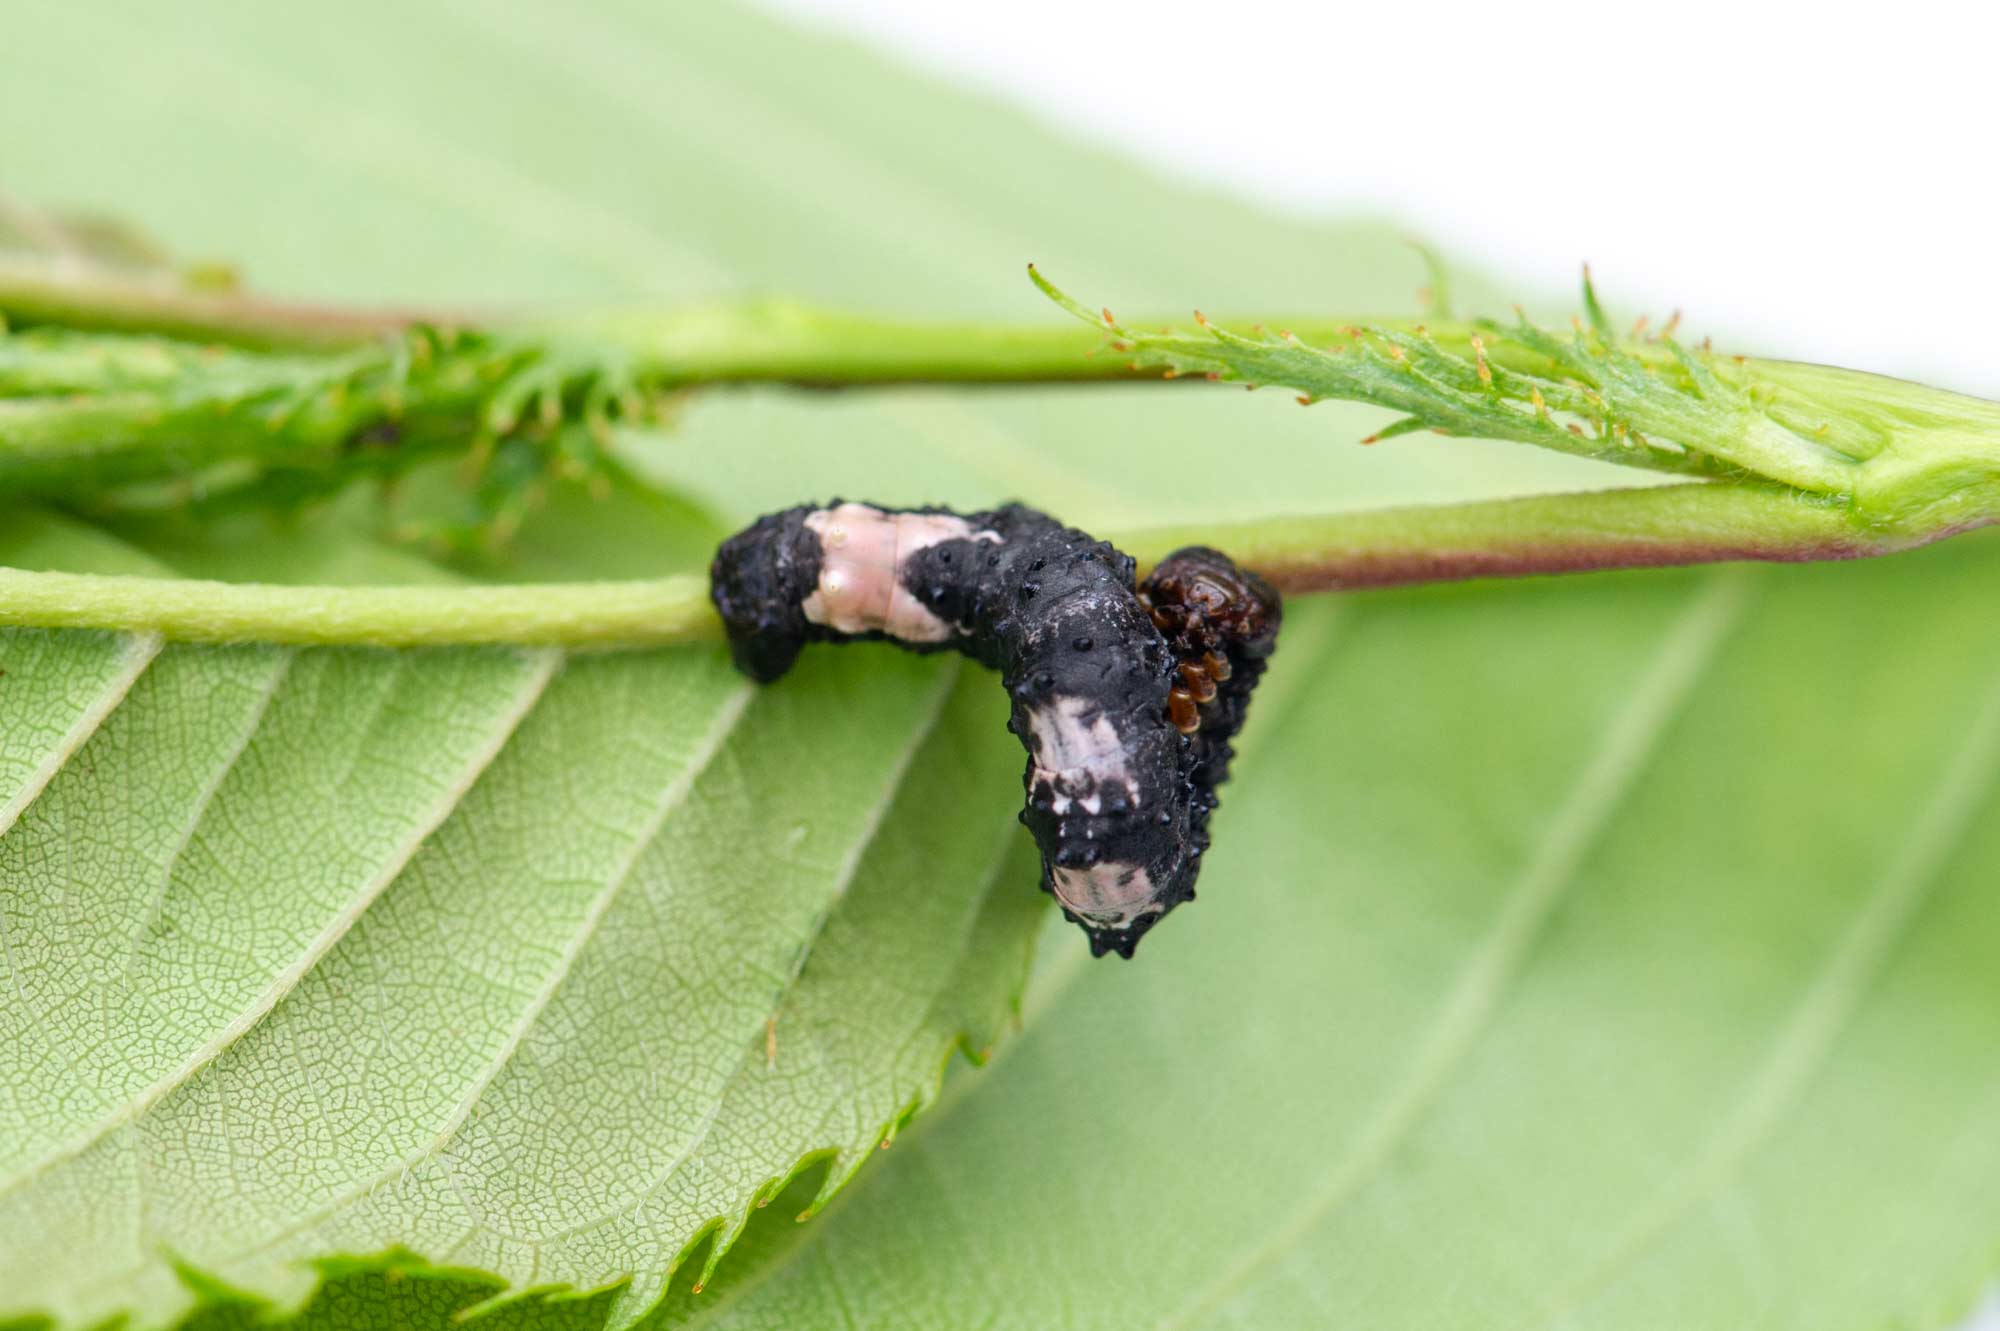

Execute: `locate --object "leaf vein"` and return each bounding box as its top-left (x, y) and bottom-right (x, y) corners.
top-left (119, 648), bottom-right (297, 996)
top-left (668, 809), bottom-right (1025, 1331)
top-left (226, 678), bottom-right (757, 1262)
top-left (0, 633), bottom-right (164, 1138)
top-left (503, 663), bottom-right (964, 1253)
top-left (1157, 571), bottom-right (1756, 1331)
top-left (0, 631), bottom-right (161, 841)
top-left (0, 648), bottom-right (561, 1205)
top-left (1523, 655), bottom-right (2000, 1328)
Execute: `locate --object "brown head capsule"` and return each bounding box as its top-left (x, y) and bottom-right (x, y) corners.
top-left (1140, 548), bottom-right (1280, 713)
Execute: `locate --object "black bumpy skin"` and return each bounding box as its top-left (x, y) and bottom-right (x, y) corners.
top-left (705, 506), bottom-right (826, 683)
top-left (710, 501), bottom-right (1280, 958)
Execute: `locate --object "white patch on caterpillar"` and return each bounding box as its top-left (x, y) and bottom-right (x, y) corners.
top-left (1050, 861), bottom-right (1158, 929)
top-left (801, 503), bottom-right (996, 643)
top-left (1027, 695), bottom-right (1140, 815)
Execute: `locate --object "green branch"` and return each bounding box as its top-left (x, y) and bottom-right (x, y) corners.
top-left (10, 259), bottom-right (1997, 537)
top-left (0, 258), bottom-right (443, 351)
top-left (0, 484), bottom-right (1939, 650)
top-left (0, 269), bottom-right (1485, 526)
top-left (6, 254), bottom-right (2000, 647)
top-left (1118, 483), bottom-right (1891, 590)
top-left (0, 565), bottom-right (714, 648)
top-left (0, 257), bottom-right (1402, 374)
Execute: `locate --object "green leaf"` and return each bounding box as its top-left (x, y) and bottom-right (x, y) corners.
top-left (0, 501), bottom-right (1042, 1328)
top-left (3, 4), bottom-right (2000, 1331)
top-left (1033, 277), bottom-right (2000, 537)
top-left (677, 545), bottom-right (2000, 1330)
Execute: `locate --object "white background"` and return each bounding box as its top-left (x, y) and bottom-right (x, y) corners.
top-left (763, 0), bottom-right (1998, 398)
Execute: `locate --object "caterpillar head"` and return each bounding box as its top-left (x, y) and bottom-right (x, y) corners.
top-left (1140, 546), bottom-right (1281, 674)
top-left (709, 506), bottom-right (824, 682)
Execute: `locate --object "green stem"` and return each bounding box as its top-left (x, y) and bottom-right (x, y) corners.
top-left (0, 484), bottom-right (1937, 649)
top-left (525, 301), bottom-right (1451, 386)
top-left (0, 259), bottom-right (1446, 380)
top-left (0, 259), bottom-right (446, 352)
top-left (28, 262), bottom-right (1992, 530)
top-left (0, 566), bottom-right (714, 648)
top-left (9, 260), bottom-right (2000, 607)
top-left (1120, 482), bottom-right (1897, 590)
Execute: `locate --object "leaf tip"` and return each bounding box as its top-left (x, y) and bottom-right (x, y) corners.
top-left (1580, 263), bottom-right (1613, 340)
top-left (1027, 265), bottom-right (1104, 331)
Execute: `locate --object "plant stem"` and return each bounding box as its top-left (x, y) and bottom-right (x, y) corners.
top-left (0, 259), bottom-right (1444, 379)
top-left (23, 262), bottom-right (1998, 529)
top-left (0, 566), bottom-right (714, 648)
top-left (525, 301), bottom-right (1440, 386)
top-left (8, 259), bottom-right (2000, 640)
top-left (0, 259), bottom-right (445, 352)
top-left (0, 483), bottom-right (1933, 649)
top-left (1119, 483), bottom-right (1893, 591)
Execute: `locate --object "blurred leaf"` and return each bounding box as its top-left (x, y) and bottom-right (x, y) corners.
top-left (2, 4), bottom-right (1997, 1331)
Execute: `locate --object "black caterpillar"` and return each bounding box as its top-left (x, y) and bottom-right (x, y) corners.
top-left (710, 502), bottom-right (1279, 958)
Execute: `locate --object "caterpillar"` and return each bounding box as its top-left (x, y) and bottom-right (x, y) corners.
top-left (709, 501), bottom-right (1279, 958)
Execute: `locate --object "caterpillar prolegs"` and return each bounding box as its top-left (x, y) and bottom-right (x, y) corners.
top-left (709, 502), bottom-right (1279, 958)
